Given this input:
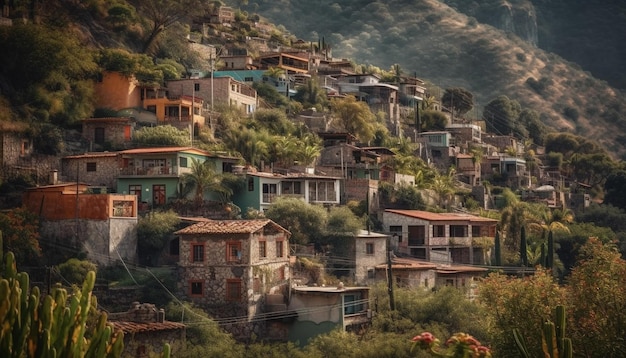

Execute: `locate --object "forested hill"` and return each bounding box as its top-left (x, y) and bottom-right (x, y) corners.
top-left (243, 0), bottom-right (626, 159)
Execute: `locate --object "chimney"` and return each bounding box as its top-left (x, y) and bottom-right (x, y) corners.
top-left (49, 170), bottom-right (58, 185)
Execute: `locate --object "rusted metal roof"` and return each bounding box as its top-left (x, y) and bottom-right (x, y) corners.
top-left (63, 152), bottom-right (118, 159)
top-left (375, 257), bottom-right (437, 270)
top-left (175, 219), bottom-right (290, 235)
top-left (385, 209), bottom-right (497, 223)
top-left (110, 321), bottom-right (185, 334)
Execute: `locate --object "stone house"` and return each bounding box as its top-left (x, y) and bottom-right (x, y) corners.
top-left (81, 117), bottom-right (134, 151)
top-left (382, 209), bottom-right (497, 265)
top-left (61, 152), bottom-right (119, 191)
top-left (109, 302), bottom-right (186, 358)
top-left (175, 219), bottom-right (291, 339)
top-left (353, 230), bottom-right (389, 285)
top-left (22, 183), bottom-right (138, 265)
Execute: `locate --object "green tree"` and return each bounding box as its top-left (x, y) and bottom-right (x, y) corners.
top-left (130, 0), bottom-right (202, 54)
top-left (293, 77), bottom-right (329, 111)
top-left (253, 81), bottom-right (289, 108)
top-left (136, 210), bottom-right (180, 265)
top-left (330, 95), bottom-right (376, 142)
top-left (478, 269), bottom-right (565, 357)
top-left (182, 158), bottom-right (233, 204)
top-left (483, 95), bottom-right (525, 137)
top-left (264, 197), bottom-right (327, 245)
top-left (56, 258), bottom-right (97, 285)
top-left (441, 87), bottom-right (473, 117)
top-left (222, 126), bottom-right (269, 167)
top-left (566, 238), bottom-right (626, 357)
top-left (133, 124), bottom-right (191, 147)
top-left (603, 170), bottom-right (626, 210)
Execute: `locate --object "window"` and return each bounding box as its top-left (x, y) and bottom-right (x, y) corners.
top-left (170, 238), bottom-right (179, 255)
top-left (227, 241), bottom-right (242, 262)
top-left (94, 127), bottom-right (105, 144)
top-left (86, 162), bottom-right (97, 172)
top-left (276, 241), bottom-right (284, 258)
top-left (191, 244), bottom-right (204, 262)
top-left (367, 269), bottom-right (376, 279)
top-left (389, 226), bottom-right (403, 243)
top-left (366, 243), bottom-right (374, 255)
top-left (248, 177), bottom-right (254, 191)
top-left (129, 185), bottom-right (142, 200)
top-left (472, 226), bottom-right (481, 237)
top-left (194, 83), bottom-right (200, 91)
top-left (433, 225), bottom-right (445, 237)
top-left (344, 293), bottom-right (363, 315)
top-left (408, 225), bottom-right (425, 246)
top-left (259, 241), bottom-right (266, 258)
top-left (226, 279), bottom-right (242, 301)
top-left (244, 77), bottom-right (253, 82)
top-left (262, 183), bottom-right (277, 203)
top-left (309, 181), bottom-right (337, 202)
top-left (180, 157), bottom-right (188, 167)
top-left (450, 225), bottom-right (467, 238)
top-left (190, 281), bottom-right (203, 296)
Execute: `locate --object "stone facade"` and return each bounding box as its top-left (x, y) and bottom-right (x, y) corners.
top-left (61, 152), bottom-right (119, 190)
top-left (166, 77), bottom-right (257, 114)
top-left (109, 302), bottom-right (186, 358)
top-left (176, 220), bottom-right (290, 340)
top-left (354, 230), bottom-right (388, 285)
top-left (81, 118), bottom-right (133, 151)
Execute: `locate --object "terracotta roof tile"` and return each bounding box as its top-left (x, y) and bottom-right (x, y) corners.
top-left (385, 209), bottom-right (497, 223)
top-left (174, 219), bottom-right (290, 235)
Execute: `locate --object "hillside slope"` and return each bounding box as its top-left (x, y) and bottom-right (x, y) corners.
top-left (244, 0), bottom-right (626, 158)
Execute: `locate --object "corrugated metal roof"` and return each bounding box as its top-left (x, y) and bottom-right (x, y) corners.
top-left (110, 321), bottom-right (185, 334)
top-left (175, 219), bottom-right (290, 235)
top-left (375, 257), bottom-right (437, 270)
top-left (385, 210), bottom-right (497, 223)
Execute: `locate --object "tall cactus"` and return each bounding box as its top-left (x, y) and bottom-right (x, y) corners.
top-left (514, 305), bottom-right (572, 358)
top-left (0, 230), bottom-right (125, 357)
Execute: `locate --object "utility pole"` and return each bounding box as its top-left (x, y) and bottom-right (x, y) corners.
top-left (386, 236), bottom-right (395, 311)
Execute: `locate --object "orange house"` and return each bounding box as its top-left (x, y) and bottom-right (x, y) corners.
top-left (22, 183), bottom-right (138, 265)
top-left (94, 71), bottom-right (143, 111)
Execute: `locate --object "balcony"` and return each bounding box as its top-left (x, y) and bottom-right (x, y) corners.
top-left (119, 166), bottom-right (188, 177)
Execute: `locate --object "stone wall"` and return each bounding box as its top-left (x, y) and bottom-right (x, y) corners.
top-left (62, 155), bottom-right (119, 189)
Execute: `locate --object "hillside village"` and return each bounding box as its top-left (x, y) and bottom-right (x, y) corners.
top-left (0, 3), bottom-right (604, 356)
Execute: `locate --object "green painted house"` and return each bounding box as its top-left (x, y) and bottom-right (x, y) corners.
top-left (116, 146), bottom-right (239, 208)
top-left (232, 170), bottom-right (342, 213)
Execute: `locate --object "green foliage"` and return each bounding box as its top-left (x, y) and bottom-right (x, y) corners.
top-left (253, 81), bottom-right (289, 108)
top-left (0, 208), bottom-right (41, 267)
top-left (330, 95), bottom-right (376, 142)
top-left (165, 301), bottom-right (243, 357)
top-left (441, 87), bottom-right (473, 116)
top-left (57, 258), bottom-right (98, 286)
top-left (0, 23), bottom-right (98, 125)
top-left (30, 122), bottom-right (65, 155)
top-left (293, 77), bottom-right (329, 111)
top-left (136, 210), bottom-right (180, 262)
top-left (483, 95), bottom-right (526, 138)
top-left (566, 238), bottom-right (626, 357)
top-left (477, 269), bottom-right (565, 357)
top-left (182, 158), bottom-right (233, 204)
top-left (133, 124), bottom-right (191, 147)
top-left (264, 197), bottom-right (327, 245)
top-left (0, 233), bottom-right (124, 357)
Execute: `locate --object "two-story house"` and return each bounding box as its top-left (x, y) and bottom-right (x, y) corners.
top-left (116, 147), bottom-right (239, 208)
top-left (175, 219), bottom-right (291, 339)
top-left (481, 155), bottom-right (528, 189)
top-left (22, 183), bottom-right (138, 265)
top-left (142, 87), bottom-right (205, 132)
top-left (166, 77), bottom-right (257, 115)
top-left (382, 209), bottom-right (497, 265)
top-left (232, 169), bottom-right (342, 212)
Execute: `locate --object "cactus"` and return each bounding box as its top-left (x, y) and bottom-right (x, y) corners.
top-left (514, 305), bottom-right (572, 358)
top-left (0, 230), bottom-right (125, 357)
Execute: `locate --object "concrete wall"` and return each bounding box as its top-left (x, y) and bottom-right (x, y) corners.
top-left (40, 217), bottom-right (137, 265)
top-left (354, 237), bottom-right (387, 285)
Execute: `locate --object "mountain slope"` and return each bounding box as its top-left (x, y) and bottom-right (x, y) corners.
top-left (244, 0), bottom-right (626, 158)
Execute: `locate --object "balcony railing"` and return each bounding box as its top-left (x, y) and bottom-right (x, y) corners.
top-left (119, 166), bottom-right (184, 176)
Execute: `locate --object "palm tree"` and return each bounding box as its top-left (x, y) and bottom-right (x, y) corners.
top-left (182, 158), bottom-right (233, 205)
top-left (430, 168), bottom-right (456, 209)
